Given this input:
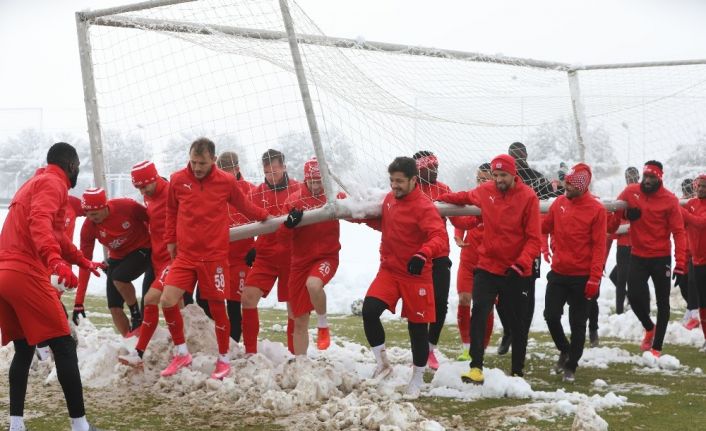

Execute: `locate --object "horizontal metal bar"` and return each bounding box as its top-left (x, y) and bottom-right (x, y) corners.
top-left (77, 0), bottom-right (196, 21)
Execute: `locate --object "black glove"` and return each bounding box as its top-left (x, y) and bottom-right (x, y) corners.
top-left (284, 208), bottom-right (304, 228)
top-left (505, 264), bottom-right (524, 279)
top-left (245, 248), bottom-right (256, 267)
top-left (625, 207), bottom-right (641, 221)
top-left (72, 304), bottom-right (85, 326)
top-left (407, 253), bottom-right (427, 276)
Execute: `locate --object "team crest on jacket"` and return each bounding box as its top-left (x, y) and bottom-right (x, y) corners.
top-left (419, 288), bottom-right (427, 297)
top-left (216, 266), bottom-right (223, 274)
top-left (99, 231), bottom-right (106, 238)
top-left (122, 221), bottom-right (131, 229)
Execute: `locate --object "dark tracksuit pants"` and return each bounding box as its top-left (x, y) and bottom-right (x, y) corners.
top-left (627, 255), bottom-right (671, 351)
top-left (678, 259), bottom-right (698, 311)
top-left (470, 269), bottom-right (529, 374)
top-left (544, 271), bottom-right (589, 372)
top-left (428, 257), bottom-right (452, 346)
top-left (609, 245), bottom-right (631, 314)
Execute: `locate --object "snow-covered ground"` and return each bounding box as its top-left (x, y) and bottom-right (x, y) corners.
top-left (0, 207), bottom-right (702, 429)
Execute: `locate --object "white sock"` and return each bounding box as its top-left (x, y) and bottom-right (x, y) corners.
top-left (218, 354), bottom-right (229, 363)
top-left (411, 365), bottom-right (425, 385)
top-left (428, 342), bottom-right (436, 352)
top-left (175, 343), bottom-right (189, 356)
top-left (692, 309), bottom-right (700, 319)
top-left (372, 344), bottom-right (386, 365)
top-left (70, 416), bottom-right (89, 431)
top-left (36, 346), bottom-right (51, 361)
top-left (463, 343), bottom-right (470, 351)
top-left (9, 416), bottom-right (25, 431)
top-left (317, 313), bottom-right (328, 328)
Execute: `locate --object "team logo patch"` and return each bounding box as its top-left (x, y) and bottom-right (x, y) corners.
top-left (419, 288), bottom-right (427, 297)
top-left (216, 266), bottom-right (223, 274)
top-left (122, 221), bottom-right (131, 229)
top-left (99, 231), bottom-right (107, 238)
top-left (239, 271), bottom-right (246, 278)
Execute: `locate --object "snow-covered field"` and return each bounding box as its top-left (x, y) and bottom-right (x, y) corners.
top-left (0, 208), bottom-right (703, 429)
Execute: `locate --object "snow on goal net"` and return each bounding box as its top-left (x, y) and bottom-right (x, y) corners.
top-left (78, 0), bottom-right (706, 212)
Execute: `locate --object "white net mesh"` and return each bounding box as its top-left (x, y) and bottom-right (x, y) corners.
top-left (81, 0), bottom-right (706, 206)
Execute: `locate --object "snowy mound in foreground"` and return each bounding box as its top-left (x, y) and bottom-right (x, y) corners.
top-left (0, 305), bottom-right (647, 430)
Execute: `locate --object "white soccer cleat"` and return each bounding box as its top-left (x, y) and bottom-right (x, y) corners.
top-left (118, 350), bottom-right (144, 368)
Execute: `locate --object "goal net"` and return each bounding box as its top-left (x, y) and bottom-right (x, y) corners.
top-left (77, 0), bottom-right (706, 212)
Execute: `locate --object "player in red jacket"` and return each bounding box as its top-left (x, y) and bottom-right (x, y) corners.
top-left (359, 156), bottom-right (448, 399)
top-left (0, 143), bottom-right (104, 431)
top-left (282, 157), bottom-right (342, 356)
top-left (677, 178), bottom-right (700, 329)
top-left (118, 161), bottom-right (171, 367)
top-left (438, 154), bottom-right (541, 384)
top-left (159, 138), bottom-right (269, 380)
top-left (241, 149), bottom-right (301, 355)
top-left (681, 174), bottom-right (706, 350)
top-left (453, 163), bottom-right (495, 361)
top-left (542, 163), bottom-right (607, 382)
top-left (75, 188), bottom-right (152, 338)
top-left (411, 150), bottom-right (453, 370)
top-left (617, 160), bottom-right (687, 357)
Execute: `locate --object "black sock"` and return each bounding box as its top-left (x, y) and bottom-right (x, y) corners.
top-left (129, 302), bottom-right (141, 319)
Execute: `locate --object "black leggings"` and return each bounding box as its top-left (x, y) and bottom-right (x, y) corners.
top-left (627, 255), bottom-right (671, 351)
top-left (428, 257), bottom-right (451, 345)
top-left (362, 296), bottom-right (429, 367)
top-left (11, 336), bottom-right (85, 418)
top-left (609, 245), bottom-right (631, 314)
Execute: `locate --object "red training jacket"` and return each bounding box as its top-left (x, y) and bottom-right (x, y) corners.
top-left (454, 216), bottom-right (484, 267)
top-left (0, 164), bottom-right (83, 277)
top-left (166, 163), bottom-right (268, 262)
top-left (143, 177), bottom-right (171, 271)
top-left (682, 197), bottom-right (706, 266)
top-left (438, 179), bottom-right (541, 277)
top-left (366, 185), bottom-right (448, 282)
top-left (282, 186), bottom-right (343, 268)
top-left (248, 177), bottom-right (301, 260)
top-left (617, 183), bottom-right (687, 269)
top-left (542, 192), bottom-right (607, 280)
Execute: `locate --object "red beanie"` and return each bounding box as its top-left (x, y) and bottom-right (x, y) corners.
top-left (565, 163), bottom-right (592, 193)
top-left (491, 154), bottom-right (517, 176)
top-left (131, 161), bottom-right (159, 186)
top-left (82, 188), bottom-right (107, 211)
top-left (304, 157), bottom-right (321, 181)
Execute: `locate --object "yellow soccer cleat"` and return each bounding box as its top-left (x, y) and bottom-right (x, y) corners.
top-left (461, 367), bottom-right (484, 385)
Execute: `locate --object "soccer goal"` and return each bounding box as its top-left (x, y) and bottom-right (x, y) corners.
top-left (76, 0), bottom-right (706, 235)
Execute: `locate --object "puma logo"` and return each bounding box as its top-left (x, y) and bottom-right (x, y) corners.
top-left (488, 196), bottom-right (495, 204)
top-left (183, 183), bottom-right (192, 191)
top-left (560, 205), bottom-right (566, 213)
top-left (632, 193), bottom-right (640, 200)
top-left (416, 311), bottom-right (425, 318)
top-left (216, 325), bottom-right (226, 331)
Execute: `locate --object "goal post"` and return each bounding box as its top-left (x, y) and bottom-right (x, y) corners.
top-left (76, 0), bottom-right (706, 237)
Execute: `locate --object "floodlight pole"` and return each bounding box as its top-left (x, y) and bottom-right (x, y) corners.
top-left (279, 0), bottom-right (338, 208)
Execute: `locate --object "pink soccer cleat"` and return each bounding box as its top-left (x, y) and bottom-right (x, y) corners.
top-left (210, 360), bottom-right (231, 380)
top-left (640, 328), bottom-right (655, 352)
top-left (427, 350), bottom-right (440, 370)
top-left (317, 327), bottom-right (331, 350)
top-left (160, 353), bottom-right (192, 377)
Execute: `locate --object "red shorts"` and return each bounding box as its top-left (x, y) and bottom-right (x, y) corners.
top-left (164, 256), bottom-right (229, 301)
top-left (0, 268), bottom-right (70, 346)
top-left (365, 269), bottom-right (435, 323)
top-left (226, 262), bottom-right (250, 302)
top-left (245, 254), bottom-right (290, 302)
top-left (289, 258), bottom-right (339, 317)
top-left (150, 264), bottom-right (170, 292)
top-left (456, 257), bottom-right (476, 295)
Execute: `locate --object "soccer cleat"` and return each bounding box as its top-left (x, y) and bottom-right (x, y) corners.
top-left (118, 350), bottom-right (144, 368)
top-left (649, 348), bottom-right (661, 358)
top-left (210, 360), bottom-right (231, 380)
top-left (160, 353), bottom-right (192, 377)
top-left (317, 327), bottom-right (331, 350)
top-left (461, 367), bottom-right (484, 385)
top-left (563, 369), bottom-right (575, 383)
top-left (699, 341), bottom-right (706, 353)
top-left (589, 330), bottom-right (599, 348)
top-left (497, 334), bottom-right (511, 355)
top-left (554, 351), bottom-right (568, 374)
top-left (427, 350), bottom-right (440, 370)
top-left (511, 370), bottom-right (524, 378)
top-left (685, 318), bottom-right (700, 331)
top-left (403, 379), bottom-right (423, 400)
top-left (456, 349), bottom-right (471, 361)
top-left (371, 350), bottom-right (393, 381)
top-left (640, 328), bottom-right (655, 351)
